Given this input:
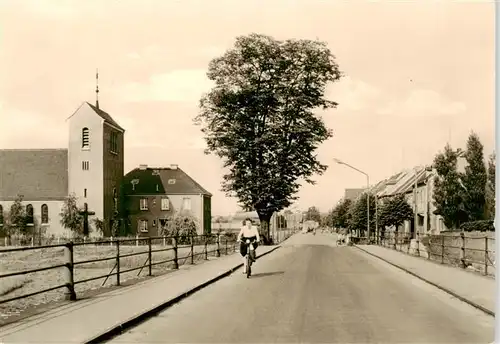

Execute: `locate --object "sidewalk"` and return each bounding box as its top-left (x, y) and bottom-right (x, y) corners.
top-left (357, 245), bottom-right (496, 316)
top-left (0, 245), bottom-right (280, 343)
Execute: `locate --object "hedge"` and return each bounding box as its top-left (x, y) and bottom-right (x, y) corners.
top-left (459, 220), bottom-right (495, 232)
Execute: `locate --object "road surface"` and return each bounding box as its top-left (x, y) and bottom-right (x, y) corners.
top-left (109, 233), bottom-right (494, 343)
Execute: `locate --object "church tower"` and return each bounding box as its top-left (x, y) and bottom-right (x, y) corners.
top-left (67, 71), bottom-right (125, 236)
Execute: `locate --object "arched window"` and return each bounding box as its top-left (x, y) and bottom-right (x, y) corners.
top-left (0, 205), bottom-right (3, 226)
top-left (82, 127), bottom-right (90, 148)
top-left (41, 204), bottom-right (49, 224)
top-left (26, 204), bottom-right (34, 224)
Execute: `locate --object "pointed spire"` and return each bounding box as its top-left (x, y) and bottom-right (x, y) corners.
top-left (95, 68), bottom-right (100, 109)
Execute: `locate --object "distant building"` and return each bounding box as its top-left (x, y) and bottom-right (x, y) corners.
top-left (344, 188), bottom-right (365, 202)
top-left (0, 101), bottom-right (125, 238)
top-left (121, 165), bottom-right (212, 236)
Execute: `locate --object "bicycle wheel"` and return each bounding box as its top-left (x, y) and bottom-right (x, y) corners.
top-left (246, 254), bottom-right (251, 278)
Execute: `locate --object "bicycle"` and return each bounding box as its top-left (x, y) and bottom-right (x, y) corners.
top-left (241, 238), bottom-right (257, 278)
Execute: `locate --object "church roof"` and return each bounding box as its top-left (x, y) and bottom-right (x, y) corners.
top-left (123, 166), bottom-right (212, 196)
top-left (0, 149), bottom-right (68, 201)
top-left (86, 102), bottom-right (125, 132)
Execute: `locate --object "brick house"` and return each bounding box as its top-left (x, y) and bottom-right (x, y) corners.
top-left (0, 101), bottom-right (125, 238)
top-left (121, 164), bottom-right (212, 236)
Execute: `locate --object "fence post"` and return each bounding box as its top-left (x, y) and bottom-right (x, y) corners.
top-left (110, 236), bottom-right (113, 246)
top-left (216, 233), bottom-right (221, 257)
top-left (136, 235), bottom-right (139, 247)
top-left (393, 232), bottom-right (397, 250)
top-left (163, 235), bottom-right (166, 246)
top-left (115, 238), bottom-right (120, 286)
top-left (190, 235), bottom-right (194, 265)
top-left (416, 232), bottom-right (420, 257)
top-left (63, 241), bottom-right (76, 301)
top-left (484, 236), bottom-right (488, 276)
top-left (441, 235), bottom-right (445, 264)
top-left (173, 235), bottom-right (179, 269)
top-left (147, 237), bottom-right (153, 276)
top-left (204, 234), bottom-right (208, 260)
top-left (225, 237), bottom-right (228, 255)
top-left (460, 232), bottom-right (466, 268)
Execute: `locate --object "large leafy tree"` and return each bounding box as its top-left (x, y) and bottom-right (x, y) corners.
top-left (432, 144), bottom-right (468, 229)
top-left (462, 132), bottom-right (487, 221)
top-left (195, 33), bottom-right (342, 243)
top-left (347, 193), bottom-right (376, 236)
top-left (378, 194), bottom-right (414, 233)
top-left (304, 206), bottom-right (321, 223)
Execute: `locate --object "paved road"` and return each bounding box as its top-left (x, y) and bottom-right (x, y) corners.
top-left (109, 233), bottom-right (494, 343)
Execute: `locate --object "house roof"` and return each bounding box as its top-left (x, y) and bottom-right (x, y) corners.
top-left (344, 188), bottom-right (365, 201)
top-left (371, 166), bottom-right (433, 199)
top-left (122, 166), bottom-right (212, 196)
top-left (86, 102), bottom-right (125, 132)
top-left (0, 149), bottom-right (68, 201)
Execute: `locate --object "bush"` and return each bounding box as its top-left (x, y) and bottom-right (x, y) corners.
top-left (459, 220), bottom-right (495, 232)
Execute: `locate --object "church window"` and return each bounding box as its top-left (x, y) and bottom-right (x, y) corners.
top-left (110, 131), bottom-right (118, 153)
top-left (82, 161), bottom-right (90, 170)
top-left (41, 204), bottom-right (48, 224)
top-left (0, 205), bottom-right (3, 226)
top-left (84, 188), bottom-right (87, 198)
top-left (82, 128), bottom-right (90, 148)
top-left (26, 204), bottom-right (34, 225)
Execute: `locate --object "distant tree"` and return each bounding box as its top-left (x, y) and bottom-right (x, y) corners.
top-left (486, 152), bottom-right (495, 219)
top-left (347, 193), bottom-right (376, 236)
top-left (60, 193), bottom-right (83, 236)
top-left (378, 194), bottom-right (414, 234)
top-left (332, 198), bottom-right (352, 228)
top-left (5, 195), bottom-right (29, 236)
top-left (462, 132), bottom-right (487, 221)
top-left (432, 144), bottom-right (468, 229)
top-left (194, 33), bottom-right (342, 244)
top-left (304, 206), bottom-right (322, 223)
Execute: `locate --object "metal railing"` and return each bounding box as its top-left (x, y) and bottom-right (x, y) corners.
top-left (0, 228), bottom-right (298, 308)
top-left (374, 231), bottom-right (495, 276)
top-left (0, 233), bottom-right (237, 306)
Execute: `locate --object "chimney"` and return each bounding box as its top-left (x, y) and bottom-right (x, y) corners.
top-left (170, 164), bottom-right (178, 170)
top-left (139, 164), bottom-right (148, 170)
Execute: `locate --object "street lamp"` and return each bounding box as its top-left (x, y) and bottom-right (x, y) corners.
top-left (333, 158), bottom-right (371, 242)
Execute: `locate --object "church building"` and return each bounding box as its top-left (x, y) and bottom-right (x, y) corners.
top-left (0, 99), bottom-right (125, 238)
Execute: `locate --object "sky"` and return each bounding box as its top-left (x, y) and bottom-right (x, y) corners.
top-left (0, 0), bottom-right (494, 216)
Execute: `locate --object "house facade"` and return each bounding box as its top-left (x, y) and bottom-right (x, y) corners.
top-left (122, 165), bottom-right (212, 236)
top-left (369, 166), bottom-right (446, 236)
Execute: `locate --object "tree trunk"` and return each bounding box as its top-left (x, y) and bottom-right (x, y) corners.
top-left (257, 212), bottom-right (273, 245)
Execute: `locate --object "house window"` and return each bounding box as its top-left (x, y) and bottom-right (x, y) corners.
top-left (0, 205), bottom-right (3, 226)
top-left (152, 219), bottom-right (156, 227)
top-left (140, 198), bottom-right (148, 210)
top-left (84, 188), bottom-right (87, 198)
top-left (41, 204), bottom-right (49, 224)
top-left (139, 220), bottom-right (148, 233)
top-left (182, 197), bottom-right (191, 211)
top-left (82, 161), bottom-right (90, 170)
top-left (168, 179), bottom-right (176, 185)
top-left (110, 131), bottom-right (118, 153)
top-left (26, 204), bottom-right (34, 225)
top-left (82, 127), bottom-right (90, 148)
top-left (161, 198), bottom-right (170, 211)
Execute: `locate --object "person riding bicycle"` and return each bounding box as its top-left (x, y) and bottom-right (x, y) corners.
top-left (237, 218), bottom-right (260, 272)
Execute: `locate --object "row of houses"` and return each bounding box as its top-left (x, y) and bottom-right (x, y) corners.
top-left (0, 100), bottom-right (212, 238)
top-left (346, 165), bottom-right (447, 236)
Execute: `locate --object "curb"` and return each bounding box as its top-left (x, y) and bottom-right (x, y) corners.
top-left (84, 245), bottom-right (282, 344)
top-left (355, 245), bottom-right (495, 317)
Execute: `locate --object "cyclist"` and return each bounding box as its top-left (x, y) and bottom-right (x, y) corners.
top-left (237, 218), bottom-right (260, 272)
